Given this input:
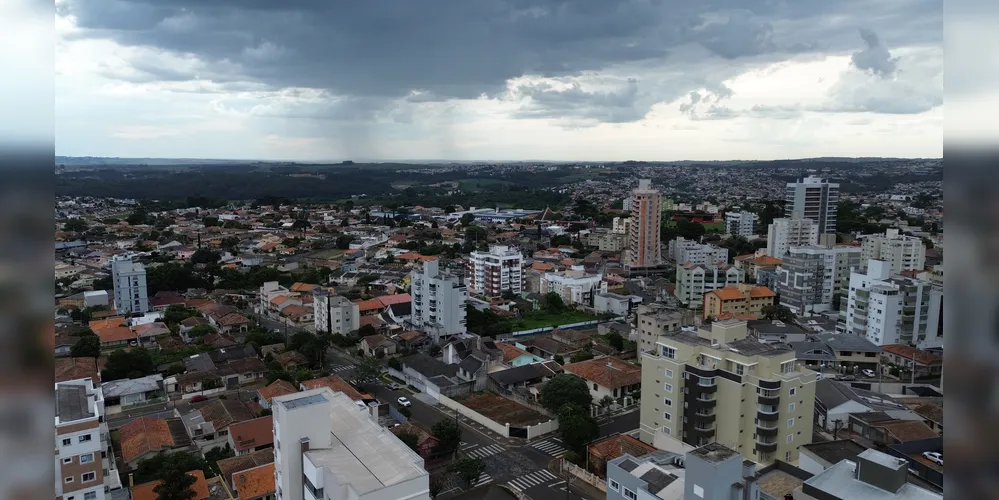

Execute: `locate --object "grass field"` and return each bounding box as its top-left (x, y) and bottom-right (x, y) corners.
top-left (511, 310), bottom-right (597, 331)
top-left (310, 249), bottom-right (345, 259)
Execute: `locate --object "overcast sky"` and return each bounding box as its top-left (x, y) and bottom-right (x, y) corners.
top-left (55, 0), bottom-right (942, 161)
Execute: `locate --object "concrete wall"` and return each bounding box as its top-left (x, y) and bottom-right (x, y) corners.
top-left (439, 395), bottom-right (510, 437)
top-left (526, 419), bottom-right (559, 440)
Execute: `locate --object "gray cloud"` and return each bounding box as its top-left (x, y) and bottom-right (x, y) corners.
top-left (60, 0), bottom-right (942, 124)
top-left (851, 28), bottom-right (899, 78)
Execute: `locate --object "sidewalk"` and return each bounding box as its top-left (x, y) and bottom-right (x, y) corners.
top-left (547, 459), bottom-right (605, 500)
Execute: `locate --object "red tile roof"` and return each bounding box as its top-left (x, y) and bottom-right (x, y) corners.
top-left (563, 357), bottom-right (641, 389)
top-left (228, 416), bottom-right (274, 453)
top-left (119, 417), bottom-right (176, 463)
top-left (132, 471), bottom-right (209, 500)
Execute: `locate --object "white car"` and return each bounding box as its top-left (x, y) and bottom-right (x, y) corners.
top-left (862, 369), bottom-right (876, 378)
top-left (397, 396), bottom-right (412, 407)
top-left (922, 451), bottom-right (943, 466)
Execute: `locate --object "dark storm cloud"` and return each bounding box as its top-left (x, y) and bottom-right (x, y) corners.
top-left (61, 0), bottom-right (942, 122)
top-left (851, 29), bottom-right (899, 78)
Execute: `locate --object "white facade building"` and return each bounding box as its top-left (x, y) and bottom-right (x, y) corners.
top-left (411, 259), bottom-right (468, 340)
top-left (272, 389), bottom-right (430, 500)
top-left (541, 266), bottom-right (608, 307)
top-left (111, 256), bottom-right (149, 315)
top-left (842, 260), bottom-right (941, 346)
top-left (56, 378), bottom-right (122, 500)
top-left (775, 245), bottom-right (862, 315)
top-left (669, 237), bottom-right (729, 266)
top-left (612, 216), bottom-right (631, 235)
top-left (785, 175), bottom-right (839, 245)
top-left (467, 245), bottom-right (524, 297)
top-left (313, 289), bottom-right (360, 335)
top-left (766, 218), bottom-right (820, 259)
top-left (860, 228), bottom-right (927, 274)
top-left (724, 211), bottom-right (759, 238)
top-left (675, 262), bottom-right (744, 309)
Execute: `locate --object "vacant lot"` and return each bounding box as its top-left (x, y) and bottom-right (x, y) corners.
top-left (513, 310), bottom-right (596, 331)
top-left (455, 392), bottom-right (549, 427)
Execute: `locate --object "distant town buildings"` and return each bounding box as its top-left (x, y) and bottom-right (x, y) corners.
top-left (467, 245), bottom-right (524, 297)
top-left (785, 175), bottom-right (839, 246)
top-left (111, 256), bottom-right (149, 315)
top-left (860, 228), bottom-right (927, 274)
top-left (775, 245), bottom-right (861, 315)
top-left (410, 259), bottom-right (468, 340)
top-left (627, 179), bottom-right (663, 269)
top-left (702, 284), bottom-right (777, 320)
top-left (724, 211), bottom-right (759, 238)
top-left (766, 217), bottom-right (819, 259)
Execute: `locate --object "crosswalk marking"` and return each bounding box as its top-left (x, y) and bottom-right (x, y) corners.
top-left (506, 469), bottom-right (558, 491)
top-left (473, 472), bottom-right (493, 488)
top-left (460, 441), bottom-right (477, 450)
top-left (464, 444), bottom-right (504, 459)
top-left (531, 440), bottom-right (566, 457)
top-left (328, 364), bottom-right (353, 373)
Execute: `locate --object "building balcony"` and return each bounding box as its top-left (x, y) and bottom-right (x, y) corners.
top-left (755, 425), bottom-right (779, 438)
top-left (757, 394), bottom-right (780, 406)
top-left (755, 439), bottom-right (778, 453)
top-left (692, 411), bottom-right (716, 424)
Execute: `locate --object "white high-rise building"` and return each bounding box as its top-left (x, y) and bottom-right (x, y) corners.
top-left (56, 378), bottom-right (122, 500)
top-left (841, 260), bottom-right (942, 346)
top-left (785, 175), bottom-right (839, 245)
top-left (272, 388), bottom-right (430, 500)
top-left (669, 237), bottom-right (729, 266)
top-left (724, 211), bottom-right (759, 238)
top-left (766, 218), bottom-right (820, 259)
top-left (313, 288), bottom-right (360, 335)
top-left (110, 256), bottom-right (149, 315)
top-left (775, 245), bottom-right (862, 314)
top-left (541, 266), bottom-right (607, 306)
top-left (467, 245), bottom-right (524, 297)
top-left (860, 228), bottom-right (927, 274)
top-left (627, 179), bottom-right (663, 268)
top-left (411, 259), bottom-right (468, 340)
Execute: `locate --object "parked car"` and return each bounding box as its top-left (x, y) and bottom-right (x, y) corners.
top-left (922, 451), bottom-right (943, 466)
top-left (839, 375), bottom-right (856, 381)
top-left (397, 396), bottom-right (412, 407)
top-left (191, 395), bottom-right (208, 403)
top-left (862, 369), bottom-right (876, 378)
top-left (387, 382), bottom-right (400, 390)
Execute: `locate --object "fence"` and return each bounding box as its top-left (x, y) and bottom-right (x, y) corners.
top-left (506, 319), bottom-right (603, 338)
top-left (388, 404), bottom-right (409, 423)
top-left (439, 394), bottom-right (511, 437)
top-left (526, 419), bottom-right (559, 440)
top-left (561, 459), bottom-right (607, 492)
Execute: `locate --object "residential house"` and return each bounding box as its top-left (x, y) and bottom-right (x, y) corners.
top-left (89, 317), bottom-right (136, 348)
top-left (593, 292), bottom-right (640, 316)
top-left (880, 344), bottom-right (943, 378)
top-left (256, 379), bottom-right (298, 410)
top-left (361, 334), bottom-right (398, 357)
top-left (118, 416), bottom-right (193, 468)
top-left (733, 253), bottom-right (784, 281)
top-left (216, 449), bottom-right (274, 496)
top-left (231, 462), bottom-right (276, 500)
top-left (813, 379), bottom-right (913, 433)
top-left (131, 471), bottom-right (210, 500)
top-left (487, 361), bottom-right (562, 395)
top-left (588, 433), bottom-right (658, 479)
top-left (394, 330), bottom-right (430, 351)
top-left (748, 319), bottom-right (810, 344)
top-left (101, 374), bottom-right (166, 414)
top-left (497, 342), bottom-right (546, 367)
top-left (390, 421), bottom-right (441, 460)
top-left (273, 350), bottom-right (310, 373)
top-left (563, 356), bottom-right (642, 408)
top-left (848, 412), bottom-right (940, 447)
top-left (180, 399), bottom-right (256, 453)
top-left (55, 357), bottom-right (100, 384)
top-left (906, 403), bottom-right (943, 435)
top-left (179, 316), bottom-right (211, 343)
top-left (227, 416), bottom-right (274, 456)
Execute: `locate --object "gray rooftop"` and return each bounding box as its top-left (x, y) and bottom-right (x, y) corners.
top-left (813, 333), bottom-right (882, 353)
top-left (804, 457), bottom-right (942, 500)
top-left (56, 384), bottom-right (93, 422)
top-left (280, 393), bottom-right (326, 410)
top-left (101, 374), bottom-right (163, 398)
top-left (689, 442), bottom-right (739, 463)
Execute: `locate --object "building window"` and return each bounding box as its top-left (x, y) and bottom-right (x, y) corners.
top-left (664, 398), bottom-right (672, 406)
top-left (609, 479), bottom-right (620, 492)
top-left (64, 477), bottom-right (73, 484)
top-left (788, 402), bottom-right (796, 412)
top-left (693, 485), bottom-right (705, 498)
top-left (660, 346), bottom-right (676, 359)
top-left (664, 383), bottom-right (673, 393)
top-left (62, 438), bottom-right (71, 446)
top-left (78, 434), bottom-right (92, 443)
top-left (665, 368), bottom-right (673, 378)
top-left (736, 364), bottom-right (745, 376)
top-left (785, 451), bottom-right (792, 462)
top-left (789, 388), bottom-right (797, 396)
top-left (623, 487), bottom-right (637, 500)
top-left (80, 453), bottom-right (94, 464)
top-left (786, 434), bottom-right (794, 443)
top-left (62, 457), bottom-right (72, 464)
top-left (81, 472), bottom-right (96, 483)
top-left (788, 418), bottom-right (795, 428)
top-left (663, 412), bottom-right (671, 421)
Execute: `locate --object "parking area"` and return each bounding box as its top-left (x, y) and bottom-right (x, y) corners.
top-left (453, 392), bottom-right (550, 427)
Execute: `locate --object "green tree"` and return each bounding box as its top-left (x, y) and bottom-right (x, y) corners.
top-left (134, 451), bottom-right (210, 484)
top-left (542, 292), bottom-right (565, 313)
top-left (353, 357), bottom-right (383, 387)
top-left (62, 218), bottom-right (89, 232)
top-left (388, 357), bottom-right (402, 370)
top-left (204, 444), bottom-right (235, 475)
top-left (449, 457), bottom-right (486, 488)
top-left (540, 374), bottom-right (593, 414)
top-left (188, 324), bottom-right (215, 338)
top-left (760, 304), bottom-right (795, 322)
top-left (431, 419), bottom-right (462, 456)
top-left (553, 354), bottom-right (565, 365)
top-left (153, 466), bottom-right (197, 500)
top-left (335, 235), bottom-right (355, 249)
top-left (556, 405), bottom-right (600, 454)
top-left (71, 335), bottom-right (101, 358)
top-left (358, 324), bottom-right (377, 337)
top-left (397, 432), bottom-right (420, 453)
top-left (606, 332), bottom-right (625, 351)
top-left (569, 351), bottom-right (594, 363)
top-left (102, 347), bottom-right (155, 381)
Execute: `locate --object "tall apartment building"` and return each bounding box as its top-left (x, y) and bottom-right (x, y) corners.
top-left (724, 211), bottom-right (760, 238)
top-left (272, 388), bottom-right (430, 500)
top-left (676, 262), bottom-right (744, 310)
top-left (775, 245), bottom-right (862, 315)
top-left (56, 378), bottom-right (122, 500)
top-left (785, 176), bottom-right (839, 245)
top-left (627, 179), bottom-right (663, 268)
top-left (541, 266), bottom-right (607, 307)
top-left (467, 245), bottom-right (524, 297)
top-left (410, 259), bottom-right (468, 340)
top-left (639, 320), bottom-right (816, 465)
top-left (110, 256), bottom-right (149, 315)
top-left (841, 260), bottom-right (941, 346)
top-left (313, 288), bottom-right (360, 335)
top-left (860, 228), bottom-right (927, 274)
top-left (669, 237), bottom-right (729, 266)
top-left (766, 218), bottom-right (819, 259)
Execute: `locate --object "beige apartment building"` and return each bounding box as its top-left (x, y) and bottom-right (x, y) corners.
top-left (639, 320), bottom-right (817, 465)
top-left (702, 284), bottom-right (777, 320)
top-left (636, 304), bottom-right (698, 355)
